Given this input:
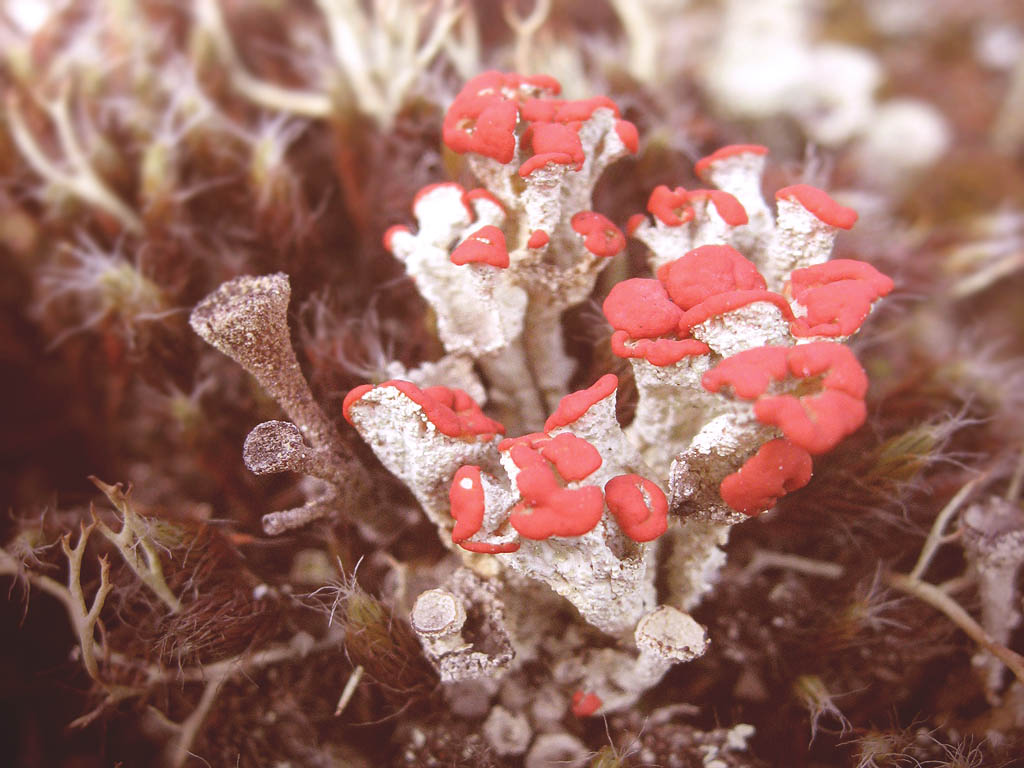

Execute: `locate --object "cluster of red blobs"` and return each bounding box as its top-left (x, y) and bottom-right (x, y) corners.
top-left (448, 375), bottom-right (669, 553)
top-left (371, 74), bottom-right (892, 532)
top-left (605, 239), bottom-right (893, 369)
top-left (343, 380), bottom-right (504, 441)
top-left (442, 71), bottom-right (638, 174)
top-left (429, 72), bottom-right (637, 267)
top-left (343, 377), bottom-right (668, 551)
top-left (603, 146), bottom-right (894, 515)
top-left (701, 342), bottom-right (870, 514)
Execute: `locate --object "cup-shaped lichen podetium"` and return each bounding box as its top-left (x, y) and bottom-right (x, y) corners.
top-left (190, 272), bottom-right (342, 457)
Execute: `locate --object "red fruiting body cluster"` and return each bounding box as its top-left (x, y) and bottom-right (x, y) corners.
top-left (500, 432), bottom-right (604, 482)
top-left (647, 186), bottom-right (695, 227)
top-left (343, 381), bottom-right (505, 441)
top-left (659, 244), bottom-right (766, 308)
top-left (503, 380), bottom-right (668, 542)
top-left (449, 466), bottom-right (520, 554)
top-left (702, 341), bottom-right (868, 456)
top-left (613, 145), bottom-right (891, 515)
top-left (696, 339), bottom-right (869, 515)
top-left (775, 184), bottom-right (858, 230)
top-left (450, 225), bottom-right (510, 268)
top-left (502, 433), bottom-right (606, 540)
top-left (610, 331), bottom-right (710, 367)
top-left (446, 375), bottom-right (669, 548)
top-left (647, 185), bottom-right (748, 228)
top-left (604, 242), bottom-right (797, 367)
top-left (604, 474), bottom-right (669, 541)
top-left (718, 438), bottom-right (813, 515)
top-left (570, 211), bottom-right (626, 258)
top-left (527, 229), bottom-right (549, 249)
top-left (544, 373), bottom-right (618, 431)
top-left (608, 213), bottom-right (888, 368)
top-left (526, 121), bottom-right (585, 169)
top-left (441, 70), bottom-right (637, 177)
top-left (787, 259), bottom-right (895, 337)
top-left (571, 690), bottom-right (603, 717)
top-left (603, 278), bottom-right (682, 338)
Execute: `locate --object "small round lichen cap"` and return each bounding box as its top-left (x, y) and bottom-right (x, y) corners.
top-left (411, 588), bottom-right (467, 638)
top-left (635, 605), bottom-right (709, 662)
top-left (243, 420), bottom-right (305, 474)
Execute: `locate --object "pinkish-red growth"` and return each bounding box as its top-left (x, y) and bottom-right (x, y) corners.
top-left (603, 278), bottom-right (683, 339)
top-left (520, 96), bottom-right (619, 123)
top-left (538, 432), bottom-right (602, 481)
top-left (755, 390), bottom-right (866, 455)
top-left (344, 381), bottom-right (504, 440)
top-left (775, 184), bottom-right (858, 230)
top-left (685, 189), bottom-right (749, 226)
top-left (785, 341), bottom-right (868, 398)
top-left (788, 260), bottom-right (894, 337)
top-left (450, 465), bottom-right (485, 543)
top-left (518, 151), bottom-right (576, 177)
top-left (571, 690), bottom-right (602, 717)
top-left (442, 72), bottom-right (561, 164)
top-left (544, 374), bottom-right (618, 431)
top-left (610, 331), bottom-right (710, 367)
top-left (789, 260), bottom-right (894, 302)
top-left (444, 75), bottom-right (626, 174)
top-left (702, 342), bottom-right (867, 401)
top-left (441, 72), bottom-right (565, 162)
top-left (497, 432), bottom-right (548, 453)
top-left (719, 438), bottom-right (813, 515)
top-left (528, 122), bottom-right (585, 169)
top-left (790, 284), bottom-right (883, 337)
top-left (443, 93), bottom-right (519, 164)
top-left (530, 95), bottom-right (620, 122)
top-left (458, 540), bottom-right (521, 554)
top-left (615, 120), bottom-right (639, 153)
top-left (647, 185), bottom-right (694, 227)
top-left (677, 289), bottom-right (795, 334)
top-left (570, 211), bottom-right (625, 257)
top-left (662, 244), bottom-right (766, 310)
top-left (399, 382), bottom-right (469, 436)
top-left (694, 144), bottom-right (768, 180)
top-left (562, 96), bottom-right (619, 119)
top-left (604, 474), bottom-right (668, 541)
top-left (450, 225), bottom-right (510, 268)
top-left (507, 443), bottom-right (605, 539)
top-left (518, 98), bottom-right (559, 123)
top-left (423, 385), bottom-right (507, 437)
top-left (701, 346), bottom-right (790, 399)
top-left (499, 432), bottom-right (602, 482)
top-left (527, 229), bottom-right (549, 248)
top-left (450, 467), bottom-right (523, 554)
top-left (704, 343), bottom-right (868, 454)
